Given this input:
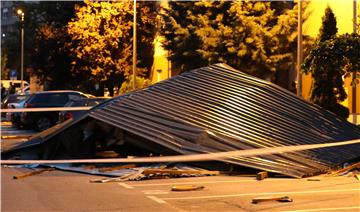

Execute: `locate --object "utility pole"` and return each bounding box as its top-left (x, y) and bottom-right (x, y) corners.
top-left (133, 0), bottom-right (137, 91)
top-left (17, 9), bottom-right (25, 89)
top-left (352, 0), bottom-right (357, 124)
top-left (297, 0), bottom-right (303, 97)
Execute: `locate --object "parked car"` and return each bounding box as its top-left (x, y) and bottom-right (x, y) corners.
top-left (58, 97), bottom-right (110, 123)
top-left (20, 90), bottom-right (93, 131)
top-left (1, 94), bottom-right (29, 109)
top-left (1, 94), bottom-right (29, 118)
top-left (5, 95), bottom-right (30, 127)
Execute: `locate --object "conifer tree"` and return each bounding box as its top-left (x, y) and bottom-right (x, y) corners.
top-left (318, 6), bottom-right (337, 42)
top-left (301, 6), bottom-right (356, 119)
top-left (303, 33), bottom-right (360, 119)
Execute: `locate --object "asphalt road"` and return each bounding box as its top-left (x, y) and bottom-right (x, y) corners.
top-left (1, 122), bottom-right (360, 211)
top-left (1, 167), bottom-right (359, 212)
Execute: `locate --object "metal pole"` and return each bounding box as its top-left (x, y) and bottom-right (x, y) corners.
top-left (352, 0), bottom-right (357, 124)
top-left (297, 0), bottom-right (303, 97)
top-left (133, 0), bottom-right (137, 91)
top-left (20, 12), bottom-right (24, 89)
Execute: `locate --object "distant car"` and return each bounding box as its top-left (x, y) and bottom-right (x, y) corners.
top-left (16, 85), bottom-right (30, 95)
top-left (1, 94), bottom-right (29, 109)
top-left (58, 97), bottom-right (109, 123)
top-left (5, 95), bottom-right (30, 127)
top-left (20, 90), bottom-right (93, 131)
top-left (1, 94), bottom-right (29, 118)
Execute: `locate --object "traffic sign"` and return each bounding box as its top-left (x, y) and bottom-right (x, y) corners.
top-left (10, 70), bottom-right (17, 80)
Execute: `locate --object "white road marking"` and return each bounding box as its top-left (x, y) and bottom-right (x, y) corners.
top-left (128, 179), bottom-right (293, 187)
top-left (283, 206), bottom-right (360, 212)
top-left (163, 188), bottom-right (360, 200)
top-left (118, 182), bottom-right (133, 189)
top-left (147, 195), bottom-right (167, 204)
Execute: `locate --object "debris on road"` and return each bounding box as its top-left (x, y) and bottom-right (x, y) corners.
top-left (330, 162), bottom-right (360, 176)
top-left (13, 168), bottom-right (55, 180)
top-left (88, 164), bottom-right (218, 182)
top-left (98, 164), bottom-right (136, 172)
top-left (355, 174), bottom-right (360, 181)
top-left (252, 196), bottom-right (293, 204)
top-left (171, 185), bottom-right (205, 192)
top-left (2, 64), bottom-right (360, 178)
top-left (142, 169), bottom-right (219, 176)
top-left (306, 178), bottom-right (321, 181)
top-left (256, 171), bottom-right (268, 180)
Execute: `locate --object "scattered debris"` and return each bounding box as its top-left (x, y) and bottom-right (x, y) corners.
top-left (252, 196), bottom-right (293, 204)
top-left (330, 162), bottom-right (360, 176)
top-left (307, 178), bottom-right (321, 181)
top-left (99, 164), bottom-right (136, 172)
top-left (88, 165), bottom-right (218, 182)
top-left (95, 151), bottom-right (119, 158)
top-left (171, 185), bottom-right (205, 192)
top-left (256, 171), bottom-right (268, 180)
top-left (142, 169), bottom-right (219, 176)
top-left (13, 168), bottom-right (55, 180)
top-left (355, 174), bottom-right (360, 181)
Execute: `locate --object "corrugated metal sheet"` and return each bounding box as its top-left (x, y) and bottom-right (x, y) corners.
top-left (88, 64), bottom-right (360, 178)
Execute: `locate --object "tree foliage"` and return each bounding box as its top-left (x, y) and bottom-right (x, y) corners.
top-left (27, 1), bottom-right (79, 89)
top-left (119, 75), bottom-right (151, 95)
top-left (160, 1), bottom-right (310, 84)
top-left (302, 33), bottom-right (360, 118)
top-left (68, 0), bottom-right (158, 96)
top-left (318, 6), bottom-right (337, 42)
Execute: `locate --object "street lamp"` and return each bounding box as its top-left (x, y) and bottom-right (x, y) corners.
top-left (297, 0), bottom-right (303, 97)
top-left (133, 0), bottom-right (137, 91)
top-left (17, 9), bottom-right (24, 89)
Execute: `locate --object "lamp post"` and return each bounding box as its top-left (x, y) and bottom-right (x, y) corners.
top-left (133, 0), bottom-right (137, 91)
top-left (17, 9), bottom-right (24, 89)
top-left (297, 0), bottom-right (303, 97)
top-left (352, 0), bottom-right (357, 124)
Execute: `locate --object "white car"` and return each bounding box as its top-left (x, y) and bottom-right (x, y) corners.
top-left (6, 95), bottom-right (29, 127)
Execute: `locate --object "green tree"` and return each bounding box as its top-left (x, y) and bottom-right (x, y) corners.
top-left (25, 1), bottom-right (80, 90)
top-left (318, 6), bottom-right (337, 42)
top-left (160, 1), bottom-right (310, 86)
top-left (302, 33), bottom-right (360, 118)
top-left (119, 75), bottom-right (151, 95)
top-left (1, 52), bottom-right (9, 80)
top-left (68, 0), bottom-right (158, 96)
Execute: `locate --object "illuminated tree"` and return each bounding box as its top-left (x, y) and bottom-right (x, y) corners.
top-left (68, 0), bottom-right (158, 96)
top-left (302, 33), bottom-right (360, 118)
top-left (318, 6), bottom-right (337, 43)
top-left (161, 1), bottom-right (310, 87)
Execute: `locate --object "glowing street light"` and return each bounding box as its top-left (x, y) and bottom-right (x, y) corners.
top-left (17, 9), bottom-right (25, 89)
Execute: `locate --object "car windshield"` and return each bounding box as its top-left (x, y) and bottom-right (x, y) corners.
top-left (66, 98), bottom-right (107, 107)
top-left (5, 95), bottom-right (29, 104)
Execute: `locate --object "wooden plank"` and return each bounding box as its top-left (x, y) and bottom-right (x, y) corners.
top-left (98, 164), bottom-right (136, 172)
top-left (256, 171), bottom-right (268, 180)
top-left (332, 162), bottom-right (360, 175)
top-left (252, 196), bottom-right (293, 204)
top-left (13, 168), bottom-right (55, 180)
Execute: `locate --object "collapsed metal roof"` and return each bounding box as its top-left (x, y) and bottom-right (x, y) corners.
top-left (87, 64), bottom-right (360, 177)
top-left (4, 64), bottom-right (360, 178)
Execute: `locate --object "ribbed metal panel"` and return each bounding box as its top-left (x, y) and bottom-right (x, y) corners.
top-left (89, 64), bottom-right (360, 177)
